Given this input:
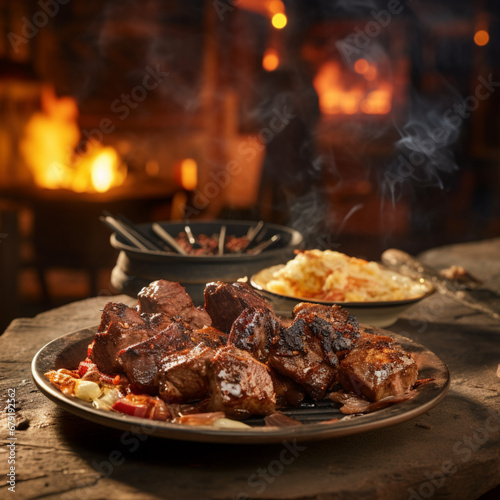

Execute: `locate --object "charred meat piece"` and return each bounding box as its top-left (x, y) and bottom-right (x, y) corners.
top-left (158, 343), bottom-right (216, 403)
top-left (204, 281), bottom-right (272, 332)
top-left (292, 303), bottom-right (360, 352)
top-left (138, 280), bottom-right (211, 329)
top-left (339, 342), bottom-right (418, 401)
top-left (97, 302), bottom-right (145, 333)
top-left (336, 328), bottom-right (396, 360)
top-left (269, 318), bottom-right (339, 400)
top-left (227, 307), bottom-right (280, 362)
top-left (208, 345), bottom-right (276, 419)
top-left (118, 320), bottom-right (193, 394)
top-left (190, 326), bottom-right (227, 349)
top-left (90, 321), bottom-right (154, 374)
top-left (269, 369), bottom-right (306, 408)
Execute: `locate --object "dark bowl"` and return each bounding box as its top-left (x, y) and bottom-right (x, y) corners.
top-left (109, 220), bottom-right (304, 305)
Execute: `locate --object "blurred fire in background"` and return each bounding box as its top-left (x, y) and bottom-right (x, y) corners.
top-left (21, 85), bottom-right (126, 193)
top-left (1, 0), bottom-right (500, 329)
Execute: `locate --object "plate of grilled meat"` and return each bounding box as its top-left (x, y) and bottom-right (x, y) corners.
top-left (32, 279), bottom-right (449, 444)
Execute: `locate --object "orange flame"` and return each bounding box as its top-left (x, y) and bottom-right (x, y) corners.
top-left (21, 85), bottom-right (126, 193)
top-left (313, 60), bottom-right (392, 116)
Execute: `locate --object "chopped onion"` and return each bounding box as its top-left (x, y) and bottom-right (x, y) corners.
top-left (93, 388), bottom-right (122, 410)
top-left (213, 418), bottom-right (250, 429)
top-left (75, 380), bottom-right (102, 402)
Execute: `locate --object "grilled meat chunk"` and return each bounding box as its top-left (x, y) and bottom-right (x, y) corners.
top-left (269, 318), bottom-right (339, 400)
top-left (190, 326), bottom-right (227, 349)
top-left (208, 345), bottom-right (276, 418)
top-left (339, 340), bottom-right (418, 401)
top-left (266, 302), bottom-right (361, 401)
top-left (141, 311), bottom-right (178, 333)
top-left (98, 302), bottom-right (145, 333)
top-left (292, 303), bottom-right (360, 352)
top-left (204, 281), bottom-right (272, 332)
top-left (138, 280), bottom-right (211, 329)
top-left (90, 321), bottom-right (154, 374)
top-left (270, 369), bottom-right (306, 408)
top-left (353, 329), bottom-right (396, 349)
top-left (118, 321), bottom-right (193, 394)
top-left (227, 307), bottom-right (280, 362)
top-left (159, 343), bottom-right (216, 403)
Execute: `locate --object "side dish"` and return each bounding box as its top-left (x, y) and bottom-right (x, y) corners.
top-left (44, 279), bottom-right (428, 427)
top-left (265, 249), bottom-right (430, 302)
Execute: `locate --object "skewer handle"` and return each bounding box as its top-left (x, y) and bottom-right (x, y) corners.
top-left (152, 223), bottom-right (188, 255)
top-left (101, 216), bottom-right (149, 251)
top-left (218, 225), bottom-right (226, 256)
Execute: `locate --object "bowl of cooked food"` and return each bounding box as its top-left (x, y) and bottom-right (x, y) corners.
top-left (107, 219), bottom-right (304, 304)
top-left (250, 249), bottom-right (435, 327)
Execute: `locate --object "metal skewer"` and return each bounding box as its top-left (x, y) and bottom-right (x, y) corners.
top-left (152, 223), bottom-right (188, 255)
top-left (247, 234), bottom-right (281, 255)
top-left (246, 220), bottom-right (264, 242)
top-left (100, 216), bottom-right (150, 251)
top-left (110, 213), bottom-right (164, 251)
top-left (184, 225), bottom-right (201, 249)
top-left (218, 225), bottom-right (226, 256)
top-left (242, 220), bottom-right (265, 252)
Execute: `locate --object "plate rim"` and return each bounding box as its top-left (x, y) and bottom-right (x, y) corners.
top-left (250, 264), bottom-right (435, 309)
top-left (32, 326), bottom-right (450, 444)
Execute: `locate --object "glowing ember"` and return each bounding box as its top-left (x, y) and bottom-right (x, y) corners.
top-left (21, 85), bottom-right (126, 193)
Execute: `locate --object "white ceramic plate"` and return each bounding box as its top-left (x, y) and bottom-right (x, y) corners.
top-left (251, 265), bottom-right (435, 327)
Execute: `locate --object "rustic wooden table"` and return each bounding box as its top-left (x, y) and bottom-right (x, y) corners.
top-left (1, 238), bottom-right (500, 500)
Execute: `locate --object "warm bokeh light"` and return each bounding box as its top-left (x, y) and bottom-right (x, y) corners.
top-left (271, 13), bottom-right (287, 29)
top-left (269, 0), bottom-right (284, 14)
top-left (474, 30), bottom-right (489, 46)
top-left (314, 61), bottom-right (392, 116)
top-left (341, 92), bottom-right (360, 115)
top-left (179, 158), bottom-right (198, 191)
top-left (364, 65), bottom-right (378, 81)
top-left (263, 48), bottom-right (280, 71)
top-left (360, 88), bottom-right (392, 114)
top-left (354, 59), bottom-right (377, 80)
top-left (354, 58), bottom-right (369, 74)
